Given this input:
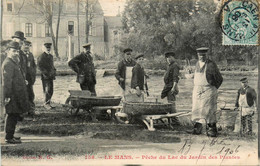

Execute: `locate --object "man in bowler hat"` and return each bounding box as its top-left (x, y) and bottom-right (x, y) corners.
top-left (68, 43), bottom-right (96, 96)
top-left (37, 43), bottom-right (56, 110)
top-left (2, 41), bottom-right (30, 143)
top-left (11, 31), bottom-right (27, 79)
top-left (22, 40), bottom-right (36, 116)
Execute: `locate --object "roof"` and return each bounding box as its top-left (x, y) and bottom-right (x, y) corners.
top-left (104, 16), bottom-right (122, 28)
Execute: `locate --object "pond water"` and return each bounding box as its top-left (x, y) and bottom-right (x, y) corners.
top-left (33, 74), bottom-right (258, 111)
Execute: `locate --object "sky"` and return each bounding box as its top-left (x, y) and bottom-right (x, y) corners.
top-left (98, 0), bottom-right (126, 16)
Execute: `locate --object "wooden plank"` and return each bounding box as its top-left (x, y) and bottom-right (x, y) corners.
top-left (141, 112), bottom-right (188, 120)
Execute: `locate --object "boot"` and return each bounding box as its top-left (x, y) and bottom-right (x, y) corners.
top-left (207, 123), bottom-right (217, 137)
top-left (193, 122), bottom-right (203, 135)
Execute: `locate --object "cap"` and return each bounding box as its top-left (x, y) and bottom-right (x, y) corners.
top-left (135, 54), bottom-right (144, 60)
top-left (123, 48), bottom-right (132, 53)
top-left (83, 43), bottom-right (91, 48)
top-left (24, 40), bottom-right (32, 46)
top-left (164, 51), bottom-right (176, 58)
top-left (44, 43), bottom-right (52, 48)
top-left (196, 47), bottom-right (209, 54)
top-left (12, 31), bottom-right (26, 41)
top-left (8, 41), bottom-right (20, 50)
top-left (240, 77), bottom-right (248, 83)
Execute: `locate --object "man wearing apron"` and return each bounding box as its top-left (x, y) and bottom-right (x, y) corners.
top-left (115, 48), bottom-right (136, 101)
top-left (235, 78), bottom-right (257, 135)
top-left (191, 47), bottom-right (223, 137)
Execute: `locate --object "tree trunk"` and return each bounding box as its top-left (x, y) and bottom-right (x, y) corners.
top-left (85, 0), bottom-right (89, 43)
top-left (77, 0), bottom-right (80, 53)
top-left (55, 0), bottom-right (63, 60)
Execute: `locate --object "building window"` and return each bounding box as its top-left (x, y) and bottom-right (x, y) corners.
top-left (7, 3), bottom-right (12, 12)
top-left (68, 21), bottom-right (74, 35)
top-left (45, 23), bottom-right (51, 37)
top-left (25, 23), bottom-right (33, 37)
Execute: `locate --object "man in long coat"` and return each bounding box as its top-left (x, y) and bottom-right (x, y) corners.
top-left (37, 43), bottom-right (56, 110)
top-left (191, 47), bottom-right (223, 137)
top-left (68, 43), bottom-right (96, 96)
top-left (11, 31), bottom-right (27, 79)
top-left (23, 40), bottom-right (36, 115)
top-left (2, 41), bottom-right (30, 144)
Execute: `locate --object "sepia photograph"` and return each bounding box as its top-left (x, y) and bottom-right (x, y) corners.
top-left (0, 0), bottom-right (259, 165)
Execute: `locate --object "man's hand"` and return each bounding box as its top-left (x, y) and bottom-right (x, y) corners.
top-left (4, 98), bottom-right (10, 105)
top-left (136, 87), bottom-right (141, 96)
top-left (25, 80), bottom-right (28, 85)
top-left (119, 78), bottom-right (124, 82)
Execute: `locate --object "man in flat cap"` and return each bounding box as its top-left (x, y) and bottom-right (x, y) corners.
top-left (234, 77), bottom-right (257, 135)
top-left (2, 41), bottom-right (30, 143)
top-left (130, 54), bottom-right (148, 101)
top-left (11, 31), bottom-right (27, 79)
top-left (161, 52), bottom-right (180, 114)
top-left (115, 48), bottom-right (136, 99)
top-left (68, 43), bottom-right (96, 96)
top-left (22, 41), bottom-right (36, 116)
top-left (37, 43), bottom-right (56, 110)
top-left (191, 47), bottom-right (223, 137)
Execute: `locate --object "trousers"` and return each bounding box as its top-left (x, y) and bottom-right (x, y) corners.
top-left (42, 79), bottom-right (54, 104)
top-left (5, 113), bottom-right (20, 139)
top-left (80, 83), bottom-right (96, 96)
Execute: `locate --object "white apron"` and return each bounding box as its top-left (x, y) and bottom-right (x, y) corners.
top-left (233, 92), bottom-right (255, 132)
top-left (192, 64), bottom-right (217, 124)
top-left (122, 67), bottom-right (133, 101)
top-left (239, 93), bottom-right (255, 116)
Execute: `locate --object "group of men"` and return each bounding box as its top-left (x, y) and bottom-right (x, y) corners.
top-left (1, 31), bottom-right (56, 143)
top-left (2, 30), bottom-right (257, 144)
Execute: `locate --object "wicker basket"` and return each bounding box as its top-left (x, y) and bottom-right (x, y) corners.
top-left (123, 102), bottom-right (173, 116)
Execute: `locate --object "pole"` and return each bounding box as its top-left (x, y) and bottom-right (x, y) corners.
top-left (0, 0), bottom-right (4, 123)
top-left (68, 33), bottom-right (72, 62)
top-left (77, 0), bottom-right (80, 53)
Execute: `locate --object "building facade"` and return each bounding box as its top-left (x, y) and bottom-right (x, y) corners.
top-left (2, 0), bottom-right (122, 59)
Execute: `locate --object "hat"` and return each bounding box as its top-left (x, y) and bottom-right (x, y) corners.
top-left (8, 41), bottom-right (20, 50)
top-left (135, 54), bottom-right (144, 60)
top-left (83, 43), bottom-right (91, 48)
top-left (123, 48), bottom-right (132, 53)
top-left (24, 40), bottom-right (32, 46)
top-left (240, 77), bottom-right (248, 83)
top-left (12, 31), bottom-right (26, 40)
top-left (44, 43), bottom-right (52, 48)
top-left (164, 52), bottom-right (176, 58)
top-left (196, 47), bottom-right (209, 54)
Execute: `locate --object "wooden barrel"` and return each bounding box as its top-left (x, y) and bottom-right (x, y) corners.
top-left (123, 102), bottom-right (173, 116)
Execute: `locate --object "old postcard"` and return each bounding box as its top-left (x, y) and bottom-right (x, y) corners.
top-left (0, 0), bottom-right (259, 165)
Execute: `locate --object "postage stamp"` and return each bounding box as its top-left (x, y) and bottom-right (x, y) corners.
top-left (220, 0), bottom-right (259, 45)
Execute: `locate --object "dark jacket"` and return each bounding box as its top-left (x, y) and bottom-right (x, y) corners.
top-left (195, 59), bottom-right (223, 89)
top-left (37, 52), bottom-right (56, 80)
top-left (161, 62), bottom-right (180, 99)
top-left (68, 52), bottom-right (96, 84)
top-left (24, 51), bottom-right (36, 85)
top-left (131, 63), bottom-right (145, 90)
top-left (235, 86), bottom-right (257, 107)
top-left (19, 50), bottom-right (27, 78)
top-left (2, 57), bottom-right (30, 114)
top-left (115, 59), bottom-right (136, 90)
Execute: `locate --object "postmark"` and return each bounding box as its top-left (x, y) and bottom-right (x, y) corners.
top-left (220, 0), bottom-right (259, 45)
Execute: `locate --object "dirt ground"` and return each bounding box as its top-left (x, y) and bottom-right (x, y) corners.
top-left (1, 104), bottom-right (258, 166)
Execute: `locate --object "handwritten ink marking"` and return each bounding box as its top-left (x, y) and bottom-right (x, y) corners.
top-left (178, 139), bottom-right (192, 155)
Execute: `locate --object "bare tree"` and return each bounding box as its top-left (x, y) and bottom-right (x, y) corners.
top-left (29, 0), bottom-right (64, 59)
top-left (85, 0), bottom-right (98, 43)
top-left (77, 0), bottom-right (80, 53)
